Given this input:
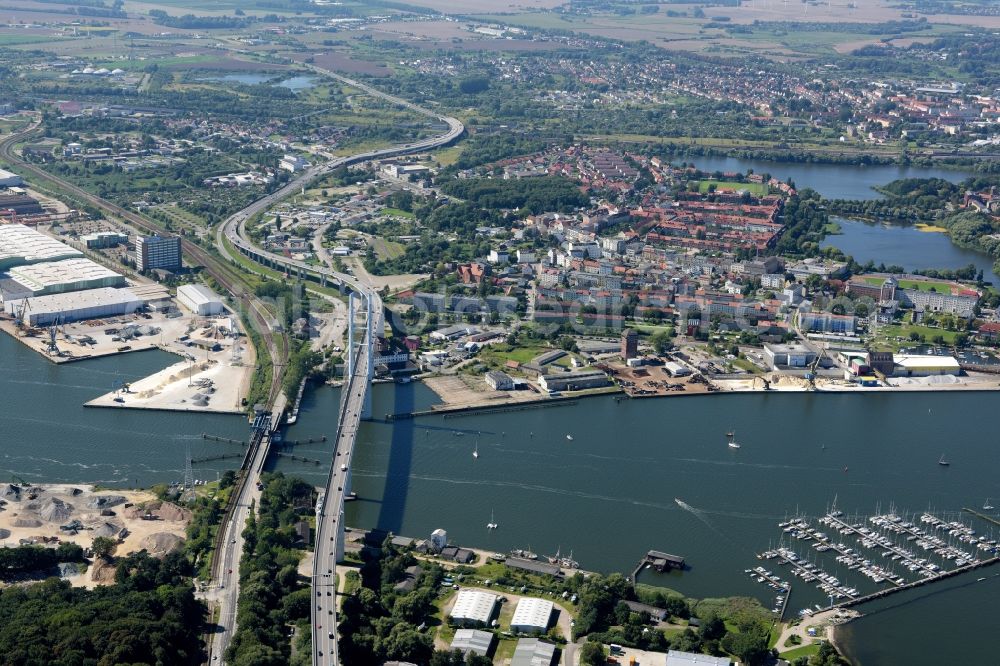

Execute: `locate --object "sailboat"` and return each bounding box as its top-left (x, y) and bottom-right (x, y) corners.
top-left (487, 510), bottom-right (498, 530)
top-left (728, 431), bottom-right (741, 449)
top-left (984, 498), bottom-right (995, 511)
top-left (938, 454), bottom-right (950, 467)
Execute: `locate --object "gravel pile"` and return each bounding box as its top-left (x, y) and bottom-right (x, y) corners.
top-left (139, 532), bottom-right (184, 558)
top-left (87, 495), bottom-right (126, 510)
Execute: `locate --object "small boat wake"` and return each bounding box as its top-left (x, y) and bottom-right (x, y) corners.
top-left (675, 497), bottom-right (726, 538)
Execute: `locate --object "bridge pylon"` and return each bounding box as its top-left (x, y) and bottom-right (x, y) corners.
top-left (361, 293), bottom-right (374, 420)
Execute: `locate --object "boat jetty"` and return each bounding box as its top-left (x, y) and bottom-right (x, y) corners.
top-left (630, 550), bottom-right (686, 582)
top-left (753, 507), bottom-right (1000, 618)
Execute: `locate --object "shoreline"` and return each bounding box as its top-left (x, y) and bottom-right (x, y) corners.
top-left (828, 623), bottom-right (855, 666)
top-left (389, 373), bottom-right (1000, 419)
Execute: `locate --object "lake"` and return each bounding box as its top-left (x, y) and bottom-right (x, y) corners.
top-left (820, 217), bottom-right (1000, 285)
top-left (198, 73), bottom-right (318, 92)
top-left (675, 154), bottom-right (971, 201)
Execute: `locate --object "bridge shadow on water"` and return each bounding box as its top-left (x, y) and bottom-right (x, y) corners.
top-left (375, 382), bottom-right (416, 534)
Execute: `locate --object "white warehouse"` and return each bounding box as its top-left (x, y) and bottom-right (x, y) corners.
top-left (177, 284), bottom-right (225, 316)
top-left (0, 223), bottom-right (82, 270)
top-left (7, 258), bottom-right (126, 296)
top-left (5, 287), bottom-right (142, 326)
top-left (449, 589), bottom-right (498, 627)
top-left (510, 597), bottom-right (554, 634)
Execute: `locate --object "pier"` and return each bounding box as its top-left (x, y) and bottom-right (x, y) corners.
top-left (825, 556), bottom-right (1000, 612)
top-left (962, 507), bottom-right (1000, 528)
top-left (386, 397), bottom-right (580, 421)
top-left (192, 453), bottom-right (244, 464)
top-left (274, 452), bottom-right (322, 465)
top-left (279, 436), bottom-right (327, 446)
top-left (631, 550), bottom-right (685, 582)
top-left (202, 434), bottom-right (247, 446)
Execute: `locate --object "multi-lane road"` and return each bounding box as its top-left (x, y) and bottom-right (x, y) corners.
top-left (1, 61), bottom-right (462, 666)
top-left (210, 67), bottom-right (463, 666)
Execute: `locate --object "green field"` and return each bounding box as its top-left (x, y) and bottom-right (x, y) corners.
top-left (381, 207), bottom-right (415, 219)
top-left (863, 276), bottom-right (955, 293)
top-left (876, 324), bottom-right (960, 347)
top-left (697, 179), bottom-right (768, 195)
top-left (779, 643), bottom-right (823, 660)
top-left (480, 345), bottom-right (549, 365)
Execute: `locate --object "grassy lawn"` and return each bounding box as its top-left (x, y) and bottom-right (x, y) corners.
top-left (382, 207), bottom-right (415, 219)
top-left (862, 276), bottom-right (955, 293)
top-left (370, 236), bottom-right (405, 260)
top-left (493, 638), bottom-right (518, 663)
top-left (343, 570), bottom-right (361, 595)
top-left (697, 179), bottom-right (768, 196)
top-left (823, 221), bottom-right (842, 234)
top-left (780, 642), bottom-right (822, 660)
top-left (878, 324), bottom-right (959, 349)
top-left (435, 144), bottom-right (465, 167)
top-left (481, 345), bottom-right (550, 365)
top-left (631, 323), bottom-right (675, 335)
top-left (730, 357), bottom-right (761, 374)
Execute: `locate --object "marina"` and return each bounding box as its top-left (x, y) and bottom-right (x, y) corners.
top-left (756, 507), bottom-right (1000, 619)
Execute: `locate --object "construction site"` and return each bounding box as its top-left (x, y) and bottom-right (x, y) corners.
top-left (0, 483), bottom-right (192, 588)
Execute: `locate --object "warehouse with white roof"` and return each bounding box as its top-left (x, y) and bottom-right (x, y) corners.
top-left (0, 224), bottom-right (82, 270)
top-left (510, 597), bottom-right (554, 633)
top-left (7, 258), bottom-right (126, 296)
top-left (177, 284), bottom-right (225, 316)
top-left (449, 589), bottom-right (498, 627)
top-left (4, 287), bottom-right (142, 326)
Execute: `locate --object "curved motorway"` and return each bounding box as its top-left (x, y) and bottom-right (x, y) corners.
top-left (212, 67), bottom-right (463, 666)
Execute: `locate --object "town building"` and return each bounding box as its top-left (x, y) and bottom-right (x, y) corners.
top-left (665, 650), bottom-right (731, 666)
top-left (176, 284), bottom-right (225, 316)
top-left (799, 312), bottom-right (857, 335)
top-left (486, 370), bottom-right (515, 391)
top-left (621, 328), bottom-right (639, 359)
top-left (136, 235), bottom-right (181, 272)
top-left (538, 369), bottom-right (610, 392)
top-left (81, 231), bottom-right (128, 249)
top-left (893, 354), bottom-right (960, 376)
top-left (762, 343), bottom-right (817, 369)
top-left (450, 629), bottom-right (495, 657)
top-left (510, 597), bottom-right (554, 633)
top-left (279, 154), bottom-right (309, 173)
top-left (449, 589), bottom-right (499, 627)
top-left (430, 528), bottom-right (447, 553)
top-left (511, 638), bottom-right (557, 666)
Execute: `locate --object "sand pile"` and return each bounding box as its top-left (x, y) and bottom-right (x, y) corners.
top-left (1, 485), bottom-right (22, 501)
top-left (139, 532), bottom-right (184, 558)
top-left (93, 521), bottom-right (124, 538)
top-left (87, 495), bottom-right (126, 510)
top-left (124, 501), bottom-right (191, 522)
top-left (0, 528), bottom-right (10, 539)
top-left (90, 558), bottom-right (117, 584)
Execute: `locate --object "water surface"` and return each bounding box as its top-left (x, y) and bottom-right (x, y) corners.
top-left (820, 216), bottom-right (999, 285)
